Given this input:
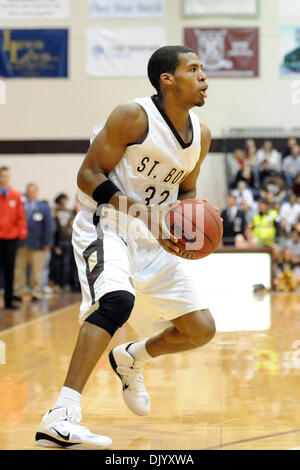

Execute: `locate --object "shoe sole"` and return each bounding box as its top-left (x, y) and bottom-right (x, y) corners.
top-left (35, 432), bottom-right (111, 450)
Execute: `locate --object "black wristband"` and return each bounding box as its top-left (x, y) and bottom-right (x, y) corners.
top-left (92, 180), bottom-right (120, 205)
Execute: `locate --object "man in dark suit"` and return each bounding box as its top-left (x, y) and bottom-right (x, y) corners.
top-left (14, 183), bottom-right (53, 302)
top-left (221, 194), bottom-right (247, 246)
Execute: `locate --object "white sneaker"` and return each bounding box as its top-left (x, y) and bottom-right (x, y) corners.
top-left (35, 405), bottom-right (112, 450)
top-left (109, 342), bottom-right (150, 416)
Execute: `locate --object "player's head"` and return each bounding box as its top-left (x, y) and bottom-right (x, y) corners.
top-left (148, 45), bottom-right (208, 108)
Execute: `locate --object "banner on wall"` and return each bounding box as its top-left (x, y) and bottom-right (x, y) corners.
top-left (184, 28), bottom-right (259, 77)
top-left (280, 26), bottom-right (300, 77)
top-left (182, 0), bottom-right (258, 17)
top-left (278, 0), bottom-right (300, 18)
top-left (0, 29), bottom-right (68, 78)
top-left (0, 0), bottom-right (70, 19)
top-left (86, 26), bottom-right (165, 77)
top-left (88, 0), bottom-right (165, 18)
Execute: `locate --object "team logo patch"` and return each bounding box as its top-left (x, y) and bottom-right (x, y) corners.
top-left (9, 200), bottom-right (16, 208)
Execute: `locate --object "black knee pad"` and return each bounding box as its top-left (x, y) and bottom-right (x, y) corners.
top-left (85, 290), bottom-right (135, 337)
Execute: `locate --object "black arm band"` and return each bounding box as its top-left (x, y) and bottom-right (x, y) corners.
top-left (92, 180), bottom-right (120, 205)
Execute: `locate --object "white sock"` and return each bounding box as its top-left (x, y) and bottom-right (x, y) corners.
top-left (128, 339), bottom-right (152, 365)
top-left (53, 386), bottom-right (82, 410)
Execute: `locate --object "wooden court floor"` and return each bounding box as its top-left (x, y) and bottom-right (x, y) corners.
top-left (0, 292), bottom-right (300, 450)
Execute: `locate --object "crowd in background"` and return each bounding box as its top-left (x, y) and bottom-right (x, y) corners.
top-left (2, 137), bottom-right (300, 310)
top-left (222, 137), bottom-right (300, 292)
top-left (0, 166), bottom-right (80, 311)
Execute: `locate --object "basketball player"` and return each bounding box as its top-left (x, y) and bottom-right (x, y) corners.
top-left (36, 45), bottom-right (216, 449)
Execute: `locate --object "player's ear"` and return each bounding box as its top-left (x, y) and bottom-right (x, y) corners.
top-left (160, 73), bottom-right (175, 90)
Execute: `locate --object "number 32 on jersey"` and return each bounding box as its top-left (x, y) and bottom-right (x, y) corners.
top-left (136, 156), bottom-right (188, 206)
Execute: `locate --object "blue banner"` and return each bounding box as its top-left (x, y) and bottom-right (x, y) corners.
top-left (0, 29), bottom-right (68, 78)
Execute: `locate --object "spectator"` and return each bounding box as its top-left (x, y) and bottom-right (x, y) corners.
top-left (232, 181), bottom-right (254, 209)
top-left (234, 158), bottom-right (256, 189)
top-left (69, 198), bottom-right (81, 293)
top-left (271, 244), bottom-right (282, 290)
top-left (261, 170), bottom-right (286, 201)
top-left (279, 194), bottom-right (300, 232)
top-left (14, 183), bottom-right (53, 302)
top-left (292, 172), bottom-right (300, 198)
top-left (282, 145), bottom-right (300, 188)
top-left (0, 167), bottom-right (27, 310)
top-left (49, 193), bottom-right (74, 291)
top-left (221, 194), bottom-right (247, 246)
top-left (245, 139), bottom-right (257, 166)
top-left (234, 149), bottom-right (246, 170)
top-left (284, 229), bottom-right (300, 260)
top-left (274, 248), bottom-right (300, 292)
top-left (249, 198), bottom-right (278, 246)
top-left (256, 140), bottom-right (281, 172)
top-left (240, 199), bottom-right (256, 225)
top-left (282, 138), bottom-right (298, 159)
top-left (258, 159), bottom-right (273, 188)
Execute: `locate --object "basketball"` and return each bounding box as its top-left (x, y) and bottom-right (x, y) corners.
top-left (165, 199), bottom-right (223, 260)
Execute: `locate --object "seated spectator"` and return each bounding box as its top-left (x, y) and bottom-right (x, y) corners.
top-left (261, 170), bottom-right (286, 201)
top-left (284, 229), bottom-right (300, 260)
top-left (14, 183), bottom-right (53, 302)
top-left (282, 137), bottom-right (298, 159)
top-left (220, 194), bottom-right (247, 246)
top-left (234, 158), bottom-right (256, 189)
top-left (245, 139), bottom-right (257, 166)
top-left (256, 140), bottom-right (282, 172)
top-left (274, 248), bottom-right (300, 292)
top-left (292, 172), bottom-right (300, 198)
top-left (258, 159), bottom-right (273, 188)
top-left (283, 145), bottom-right (300, 188)
top-left (240, 199), bottom-right (256, 225)
top-left (249, 198), bottom-right (278, 246)
top-left (232, 181), bottom-right (254, 209)
top-left (279, 194), bottom-right (300, 232)
top-left (233, 148), bottom-right (246, 170)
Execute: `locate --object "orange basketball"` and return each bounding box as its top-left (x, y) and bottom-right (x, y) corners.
top-left (165, 199), bottom-right (223, 260)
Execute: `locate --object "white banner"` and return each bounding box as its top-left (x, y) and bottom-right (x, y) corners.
top-left (86, 26), bottom-right (166, 77)
top-left (0, 0), bottom-right (70, 19)
top-left (182, 0), bottom-right (258, 16)
top-left (88, 0), bottom-right (165, 18)
top-left (278, 0), bottom-right (300, 18)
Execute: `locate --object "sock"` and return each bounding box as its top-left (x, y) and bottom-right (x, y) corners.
top-left (53, 386), bottom-right (82, 410)
top-left (128, 339), bottom-right (152, 365)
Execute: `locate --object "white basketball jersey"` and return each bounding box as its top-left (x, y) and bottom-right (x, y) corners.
top-left (78, 96), bottom-right (201, 210)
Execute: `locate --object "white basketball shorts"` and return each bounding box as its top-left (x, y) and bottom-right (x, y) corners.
top-left (72, 206), bottom-right (210, 336)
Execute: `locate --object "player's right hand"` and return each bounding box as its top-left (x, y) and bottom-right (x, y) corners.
top-left (147, 202), bottom-right (181, 256)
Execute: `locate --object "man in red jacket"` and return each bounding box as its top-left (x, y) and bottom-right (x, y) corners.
top-left (0, 166), bottom-right (27, 310)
